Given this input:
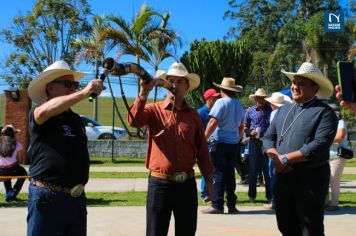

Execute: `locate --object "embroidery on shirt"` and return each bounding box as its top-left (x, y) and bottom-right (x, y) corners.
top-left (62, 125), bottom-right (76, 137)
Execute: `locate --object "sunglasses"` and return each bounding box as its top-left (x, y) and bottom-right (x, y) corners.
top-left (51, 80), bottom-right (80, 89)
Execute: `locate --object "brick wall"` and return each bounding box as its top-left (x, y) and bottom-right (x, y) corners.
top-left (5, 89), bottom-right (31, 163)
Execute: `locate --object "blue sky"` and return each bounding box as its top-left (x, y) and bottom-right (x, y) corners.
top-left (0, 0), bottom-right (233, 97)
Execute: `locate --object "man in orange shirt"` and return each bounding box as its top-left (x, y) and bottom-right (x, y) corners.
top-left (128, 62), bottom-right (213, 236)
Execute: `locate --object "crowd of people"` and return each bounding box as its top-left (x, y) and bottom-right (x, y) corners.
top-left (0, 59), bottom-right (353, 236)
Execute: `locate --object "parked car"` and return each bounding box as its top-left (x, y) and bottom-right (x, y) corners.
top-left (80, 115), bottom-right (128, 140)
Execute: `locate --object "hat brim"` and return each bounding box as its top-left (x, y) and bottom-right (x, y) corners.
top-left (156, 70), bottom-right (200, 91)
top-left (281, 70), bottom-right (334, 98)
top-left (264, 97), bottom-right (290, 107)
top-left (213, 82), bottom-right (243, 92)
top-left (249, 94), bottom-right (267, 100)
top-left (28, 69), bottom-right (88, 104)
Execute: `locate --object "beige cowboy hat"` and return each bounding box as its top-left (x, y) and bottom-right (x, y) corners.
top-left (249, 88), bottom-right (267, 100)
top-left (155, 62), bottom-right (200, 91)
top-left (28, 60), bottom-right (88, 104)
top-left (213, 77), bottom-right (243, 92)
top-left (281, 62), bottom-right (334, 98)
top-left (264, 92), bottom-right (292, 107)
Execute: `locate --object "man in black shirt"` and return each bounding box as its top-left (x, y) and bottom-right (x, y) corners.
top-left (27, 60), bottom-right (104, 236)
top-left (264, 62), bottom-right (338, 236)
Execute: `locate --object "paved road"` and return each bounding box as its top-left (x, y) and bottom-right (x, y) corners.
top-left (1, 206), bottom-right (355, 236)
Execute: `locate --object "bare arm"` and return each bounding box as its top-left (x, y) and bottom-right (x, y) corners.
top-left (205, 117), bottom-right (218, 139)
top-left (333, 127), bottom-right (346, 143)
top-left (34, 79), bottom-right (104, 125)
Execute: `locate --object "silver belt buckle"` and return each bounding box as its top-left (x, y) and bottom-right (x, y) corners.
top-left (70, 184), bottom-right (84, 197)
top-left (172, 172), bottom-right (188, 183)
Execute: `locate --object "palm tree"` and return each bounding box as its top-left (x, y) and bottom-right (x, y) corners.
top-left (105, 4), bottom-right (173, 137)
top-left (147, 12), bottom-right (182, 101)
top-left (74, 15), bottom-right (110, 121)
top-left (105, 3), bottom-right (165, 95)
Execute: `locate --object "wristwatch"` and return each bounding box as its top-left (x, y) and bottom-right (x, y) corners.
top-left (281, 155), bottom-right (289, 165)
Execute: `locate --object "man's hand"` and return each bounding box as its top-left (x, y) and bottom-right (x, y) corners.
top-left (203, 180), bottom-right (214, 202)
top-left (335, 85), bottom-right (356, 112)
top-left (139, 78), bottom-right (158, 99)
top-left (273, 155), bottom-right (293, 173)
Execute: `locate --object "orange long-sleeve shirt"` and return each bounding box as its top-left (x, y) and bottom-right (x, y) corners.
top-left (128, 97), bottom-right (213, 182)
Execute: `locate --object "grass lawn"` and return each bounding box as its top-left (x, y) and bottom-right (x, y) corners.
top-left (90, 157), bottom-right (145, 166)
top-left (345, 159), bottom-right (356, 167)
top-left (88, 157), bottom-right (356, 167)
top-left (1, 192), bottom-right (356, 207)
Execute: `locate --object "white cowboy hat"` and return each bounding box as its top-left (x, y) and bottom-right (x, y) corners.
top-left (281, 62), bottom-right (334, 98)
top-left (28, 60), bottom-right (88, 104)
top-left (155, 62), bottom-right (200, 91)
top-left (213, 77), bottom-right (243, 92)
top-left (264, 92), bottom-right (292, 107)
top-left (249, 88), bottom-right (267, 100)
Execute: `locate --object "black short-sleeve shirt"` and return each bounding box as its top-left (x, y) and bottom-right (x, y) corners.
top-left (28, 107), bottom-right (89, 188)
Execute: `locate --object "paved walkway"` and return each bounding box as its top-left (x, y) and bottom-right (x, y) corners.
top-left (1, 166), bottom-right (356, 235)
top-left (0, 206), bottom-right (355, 236)
top-left (2, 166), bottom-right (356, 193)
top-left (89, 166), bottom-right (356, 174)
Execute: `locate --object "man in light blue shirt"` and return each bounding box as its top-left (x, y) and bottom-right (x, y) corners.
top-left (197, 88), bottom-right (220, 200)
top-left (202, 77), bottom-right (244, 214)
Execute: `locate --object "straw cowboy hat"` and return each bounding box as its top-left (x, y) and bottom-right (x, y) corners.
top-left (28, 60), bottom-right (88, 104)
top-left (249, 88), bottom-right (267, 100)
top-left (281, 62), bottom-right (334, 98)
top-left (155, 62), bottom-right (200, 91)
top-left (264, 92), bottom-right (292, 107)
top-left (213, 77), bottom-right (243, 92)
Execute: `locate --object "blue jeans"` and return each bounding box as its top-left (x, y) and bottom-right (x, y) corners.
top-left (248, 138), bottom-right (271, 199)
top-left (211, 142), bottom-right (239, 210)
top-left (268, 159), bottom-right (276, 204)
top-left (146, 176), bottom-right (198, 236)
top-left (27, 183), bottom-right (87, 236)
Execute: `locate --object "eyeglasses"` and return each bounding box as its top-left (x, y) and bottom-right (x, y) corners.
top-left (51, 80), bottom-right (80, 90)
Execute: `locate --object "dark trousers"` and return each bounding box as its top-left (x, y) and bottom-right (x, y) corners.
top-left (234, 142), bottom-right (247, 180)
top-left (248, 138), bottom-right (271, 199)
top-left (146, 176), bottom-right (198, 236)
top-left (0, 163), bottom-right (27, 194)
top-left (274, 164), bottom-right (330, 236)
top-left (211, 142), bottom-right (239, 210)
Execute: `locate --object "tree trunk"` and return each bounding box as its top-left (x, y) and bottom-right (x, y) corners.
top-left (94, 58), bottom-right (99, 121)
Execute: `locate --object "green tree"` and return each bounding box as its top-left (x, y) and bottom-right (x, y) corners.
top-left (74, 15), bottom-right (110, 120)
top-left (180, 39), bottom-right (253, 108)
top-left (147, 12), bottom-right (182, 101)
top-left (105, 4), bottom-right (178, 137)
top-left (0, 0), bottom-right (91, 88)
top-left (223, 0), bottom-right (354, 93)
top-left (105, 4), bottom-right (164, 95)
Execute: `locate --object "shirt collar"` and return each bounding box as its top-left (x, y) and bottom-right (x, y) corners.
top-left (163, 98), bottom-right (191, 111)
top-left (297, 96), bottom-right (317, 108)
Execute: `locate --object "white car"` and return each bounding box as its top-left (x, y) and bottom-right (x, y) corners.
top-left (80, 115), bottom-right (128, 140)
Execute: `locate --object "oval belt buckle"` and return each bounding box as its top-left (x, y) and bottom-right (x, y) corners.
top-left (172, 172), bottom-right (188, 183)
top-left (70, 184), bottom-right (84, 197)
